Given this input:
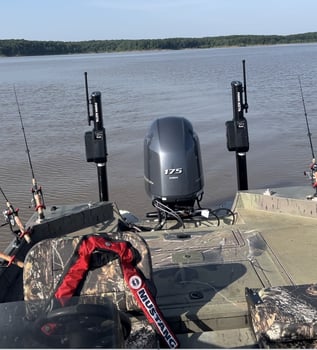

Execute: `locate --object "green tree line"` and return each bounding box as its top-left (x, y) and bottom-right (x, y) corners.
top-left (1, 32), bottom-right (317, 57)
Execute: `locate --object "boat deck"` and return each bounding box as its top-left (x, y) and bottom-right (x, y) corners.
top-left (1, 185), bottom-right (317, 348)
top-left (134, 186), bottom-right (317, 347)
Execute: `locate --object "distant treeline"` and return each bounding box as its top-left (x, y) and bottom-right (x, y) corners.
top-left (1, 32), bottom-right (317, 57)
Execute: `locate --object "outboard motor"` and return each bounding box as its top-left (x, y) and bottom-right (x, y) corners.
top-left (144, 116), bottom-right (204, 210)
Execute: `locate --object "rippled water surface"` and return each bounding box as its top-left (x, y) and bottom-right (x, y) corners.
top-left (0, 44), bottom-right (317, 247)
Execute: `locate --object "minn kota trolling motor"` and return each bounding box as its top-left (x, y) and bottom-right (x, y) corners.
top-left (84, 72), bottom-right (109, 202)
top-left (226, 59), bottom-right (250, 191)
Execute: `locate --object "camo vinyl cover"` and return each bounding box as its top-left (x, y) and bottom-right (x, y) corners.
top-left (23, 232), bottom-right (154, 320)
top-left (247, 285), bottom-right (317, 348)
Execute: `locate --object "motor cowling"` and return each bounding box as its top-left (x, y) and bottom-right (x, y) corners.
top-left (144, 116), bottom-right (204, 208)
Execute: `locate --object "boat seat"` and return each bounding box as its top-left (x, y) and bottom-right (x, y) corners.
top-left (23, 232), bottom-right (158, 348)
top-left (246, 285), bottom-right (317, 348)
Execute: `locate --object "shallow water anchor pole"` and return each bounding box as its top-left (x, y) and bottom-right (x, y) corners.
top-left (225, 60), bottom-right (250, 191)
top-left (235, 150), bottom-right (248, 190)
top-left (84, 73), bottom-right (109, 202)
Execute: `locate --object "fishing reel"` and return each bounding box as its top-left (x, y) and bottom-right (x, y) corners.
top-left (2, 207), bottom-right (22, 246)
top-left (304, 158), bottom-right (317, 197)
top-left (2, 208), bottom-right (19, 231)
top-left (1, 204), bottom-right (31, 244)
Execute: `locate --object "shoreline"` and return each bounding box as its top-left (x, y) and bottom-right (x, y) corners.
top-left (1, 32), bottom-right (317, 57)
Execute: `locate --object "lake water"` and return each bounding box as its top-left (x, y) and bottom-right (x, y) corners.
top-left (0, 44), bottom-right (317, 247)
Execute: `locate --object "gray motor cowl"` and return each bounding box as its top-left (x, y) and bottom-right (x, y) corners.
top-left (144, 116), bottom-right (204, 207)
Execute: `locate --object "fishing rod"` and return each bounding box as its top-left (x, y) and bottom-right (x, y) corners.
top-left (13, 86), bottom-right (45, 221)
top-left (298, 76), bottom-right (315, 159)
top-left (0, 186), bottom-right (31, 243)
top-left (299, 76), bottom-right (317, 196)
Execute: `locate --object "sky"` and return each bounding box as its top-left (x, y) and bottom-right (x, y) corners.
top-left (1, 0), bottom-right (317, 42)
